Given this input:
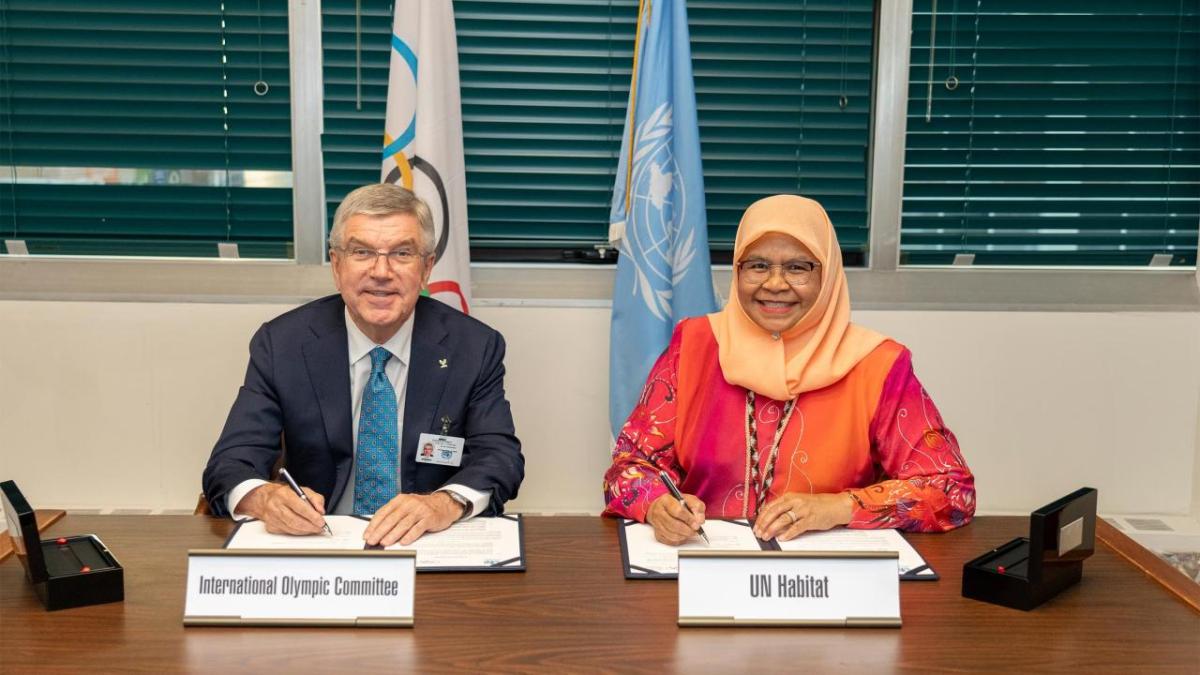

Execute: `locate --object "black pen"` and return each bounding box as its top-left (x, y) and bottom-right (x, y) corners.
top-left (658, 471), bottom-right (709, 545)
top-left (278, 468), bottom-right (333, 536)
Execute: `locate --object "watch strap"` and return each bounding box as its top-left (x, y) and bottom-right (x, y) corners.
top-left (442, 489), bottom-right (471, 520)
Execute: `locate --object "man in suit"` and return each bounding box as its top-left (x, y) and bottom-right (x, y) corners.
top-left (202, 184), bottom-right (523, 546)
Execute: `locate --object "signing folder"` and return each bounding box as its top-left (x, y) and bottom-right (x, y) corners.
top-left (225, 514), bottom-right (525, 571)
top-left (619, 519), bottom-right (770, 578)
top-left (776, 527), bottom-right (938, 580)
top-left (619, 520), bottom-right (936, 580)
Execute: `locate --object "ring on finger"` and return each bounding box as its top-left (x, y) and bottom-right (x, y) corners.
top-left (785, 510), bottom-right (797, 524)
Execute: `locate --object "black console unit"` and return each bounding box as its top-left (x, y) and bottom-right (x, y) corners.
top-left (962, 487), bottom-right (1097, 611)
top-left (1, 480), bottom-right (124, 611)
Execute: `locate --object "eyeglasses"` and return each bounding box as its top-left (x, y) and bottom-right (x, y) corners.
top-left (736, 259), bottom-right (821, 286)
top-left (336, 246), bottom-right (425, 267)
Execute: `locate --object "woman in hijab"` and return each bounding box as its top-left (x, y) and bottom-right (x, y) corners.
top-left (603, 195), bottom-right (975, 545)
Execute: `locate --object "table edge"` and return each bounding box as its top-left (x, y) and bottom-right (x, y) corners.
top-left (0, 509), bottom-right (67, 562)
top-left (1097, 518), bottom-right (1200, 614)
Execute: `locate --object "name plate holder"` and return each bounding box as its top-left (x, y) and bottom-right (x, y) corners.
top-left (183, 549), bottom-right (416, 627)
top-left (677, 550), bottom-right (901, 627)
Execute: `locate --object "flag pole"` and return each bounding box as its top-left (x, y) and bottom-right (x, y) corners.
top-left (624, 0), bottom-right (651, 214)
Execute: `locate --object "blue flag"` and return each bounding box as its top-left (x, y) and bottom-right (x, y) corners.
top-left (608, 0), bottom-right (716, 438)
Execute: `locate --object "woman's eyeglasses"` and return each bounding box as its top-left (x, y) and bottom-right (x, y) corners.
top-left (736, 259), bottom-right (821, 286)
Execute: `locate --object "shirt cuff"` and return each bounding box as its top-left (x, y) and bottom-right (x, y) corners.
top-left (634, 481), bottom-right (671, 522)
top-left (227, 478), bottom-right (270, 521)
top-left (437, 484), bottom-right (491, 519)
top-left (844, 488), bottom-right (879, 528)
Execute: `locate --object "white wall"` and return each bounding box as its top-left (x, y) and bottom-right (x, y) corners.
top-left (1194, 389), bottom-right (1200, 516)
top-left (1, 299), bottom-right (1198, 516)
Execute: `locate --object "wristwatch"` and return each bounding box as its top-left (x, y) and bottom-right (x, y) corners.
top-left (443, 490), bottom-right (471, 521)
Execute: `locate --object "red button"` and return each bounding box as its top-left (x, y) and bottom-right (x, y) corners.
top-left (997, 566), bottom-right (1006, 574)
top-left (56, 537), bottom-right (67, 545)
top-left (80, 566), bottom-right (91, 573)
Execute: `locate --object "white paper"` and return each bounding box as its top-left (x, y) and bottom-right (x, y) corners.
top-left (775, 527), bottom-right (931, 576)
top-left (385, 516), bottom-right (522, 568)
top-left (623, 519), bottom-right (763, 575)
top-left (225, 516), bottom-right (371, 550)
top-left (225, 515), bottom-right (523, 570)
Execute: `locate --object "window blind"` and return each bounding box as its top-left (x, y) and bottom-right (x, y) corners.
top-left (902, 0), bottom-right (1200, 266)
top-left (691, 0), bottom-right (874, 262)
top-left (0, 0), bottom-right (293, 257)
top-left (322, 0), bottom-right (875, 263)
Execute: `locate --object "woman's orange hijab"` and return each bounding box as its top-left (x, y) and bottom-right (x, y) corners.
top-left (708, 195), bottom-right (886, 400)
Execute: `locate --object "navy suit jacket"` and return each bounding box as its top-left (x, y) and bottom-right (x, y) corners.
top-left (202, 295), bottom-right (523, 517)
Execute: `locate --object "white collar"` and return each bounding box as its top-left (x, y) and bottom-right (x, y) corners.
top-left (344, 307), bottom-right (414, 367)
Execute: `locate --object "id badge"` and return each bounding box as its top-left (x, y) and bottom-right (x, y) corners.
top-left (415, 432), bottom-right (465, 467)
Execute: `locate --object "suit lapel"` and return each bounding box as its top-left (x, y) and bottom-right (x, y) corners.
top-left (302, 300), bottom-right (354, 502)
top-left (401, 300), bottom-right (451, 492)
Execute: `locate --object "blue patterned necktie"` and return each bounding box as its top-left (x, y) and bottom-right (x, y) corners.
top-left (353, 346), bottom-right (399, 515)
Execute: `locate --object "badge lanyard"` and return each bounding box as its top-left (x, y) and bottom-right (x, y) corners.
top-left (742, 391), bottom-right (797, 519)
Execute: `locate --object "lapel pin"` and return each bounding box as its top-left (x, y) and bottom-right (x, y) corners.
top-left (439, 358), bottom-right (448, 369)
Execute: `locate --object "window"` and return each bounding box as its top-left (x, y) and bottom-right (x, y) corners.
top-left (323, 0), bottom-right (637, 261)
top-left (902, 0), bottom-right (1200, 266)
top-left (0, 0), bottom-right (293, 257)
top-left (321, 0), bottom-right (875, 263)
top-left (692, 0), bottom-right (875, 263)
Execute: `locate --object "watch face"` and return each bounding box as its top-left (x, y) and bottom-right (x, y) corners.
top-left (446, 491), bottom-right (469, 512)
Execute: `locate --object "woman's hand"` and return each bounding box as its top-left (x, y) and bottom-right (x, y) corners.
top-left (646, 493), bottom-right (706, 546)
top-left (753, 492), bottom-right (854, 541)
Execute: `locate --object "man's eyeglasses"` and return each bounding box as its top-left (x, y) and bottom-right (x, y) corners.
top-left (337, 246), bottom-right (424, 267)
top-left (736, 259), bottom-right (821, 286)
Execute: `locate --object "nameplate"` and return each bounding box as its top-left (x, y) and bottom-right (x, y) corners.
top-left (183, 549), bottom-right (415, 627)
top-left (677, 550), bottom-right (901, 627)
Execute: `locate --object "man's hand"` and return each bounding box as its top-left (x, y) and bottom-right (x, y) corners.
top-left (646, 493), bottom-right (706, 546)
top-left (752, 492), bottom-right (854, 541)
top-left (235, 482), bottom-right (326, 535)
top-left (363, 492), bottom-right (462, 546)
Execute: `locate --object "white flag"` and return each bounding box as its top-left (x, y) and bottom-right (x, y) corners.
top-left (382, 0), bottom-right (471, 313)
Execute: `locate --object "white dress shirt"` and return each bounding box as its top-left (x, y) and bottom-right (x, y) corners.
top-left (226, 309), bottom-right (490, 519)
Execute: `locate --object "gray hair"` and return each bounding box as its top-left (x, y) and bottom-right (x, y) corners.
top-left (328, 183), bottom-right (436, 255)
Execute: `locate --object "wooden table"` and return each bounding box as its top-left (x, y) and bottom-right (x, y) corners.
top-left (1, 515), bottom-right (1197, 674)
top-left (0, 510), bottom-right (64, 562)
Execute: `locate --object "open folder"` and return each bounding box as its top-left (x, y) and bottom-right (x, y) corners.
top-left (225, 514), bottom-right (526, 572)
top-left (618, 519), bottom-right (937, 580)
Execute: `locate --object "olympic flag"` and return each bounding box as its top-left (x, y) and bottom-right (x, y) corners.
top-left (382, 0), bottom-right (471, 313)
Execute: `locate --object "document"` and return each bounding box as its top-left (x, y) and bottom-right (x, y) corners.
top-left (618, 521), bottom-right (936, 580)
top-left (224, 516), bottom-right (371, 550)
top-left (620, 519), bottom-right (769, 578)
top-left (385, 516), bottom-right (524, 570)
top-left (775, 527), bottom-right (937, 579)
top-left (224, 514), bottom-right (525, 571)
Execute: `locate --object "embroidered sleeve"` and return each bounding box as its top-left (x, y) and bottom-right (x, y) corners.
top-left (601, 325), bottom-right (684, 522)
top-left (847, 349), bottom-right (976, 532)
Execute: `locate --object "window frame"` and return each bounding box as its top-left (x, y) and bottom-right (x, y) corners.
top-left (1, 0), bottom-right (1197, 311)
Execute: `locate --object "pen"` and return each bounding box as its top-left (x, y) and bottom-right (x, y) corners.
top-left (658, 471), bottom-right (709, 545)
top-left (278, 468), bottom-right (333, 536)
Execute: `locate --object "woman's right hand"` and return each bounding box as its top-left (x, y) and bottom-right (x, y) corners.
top-left (646, 493), bottom-right (706, 545)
